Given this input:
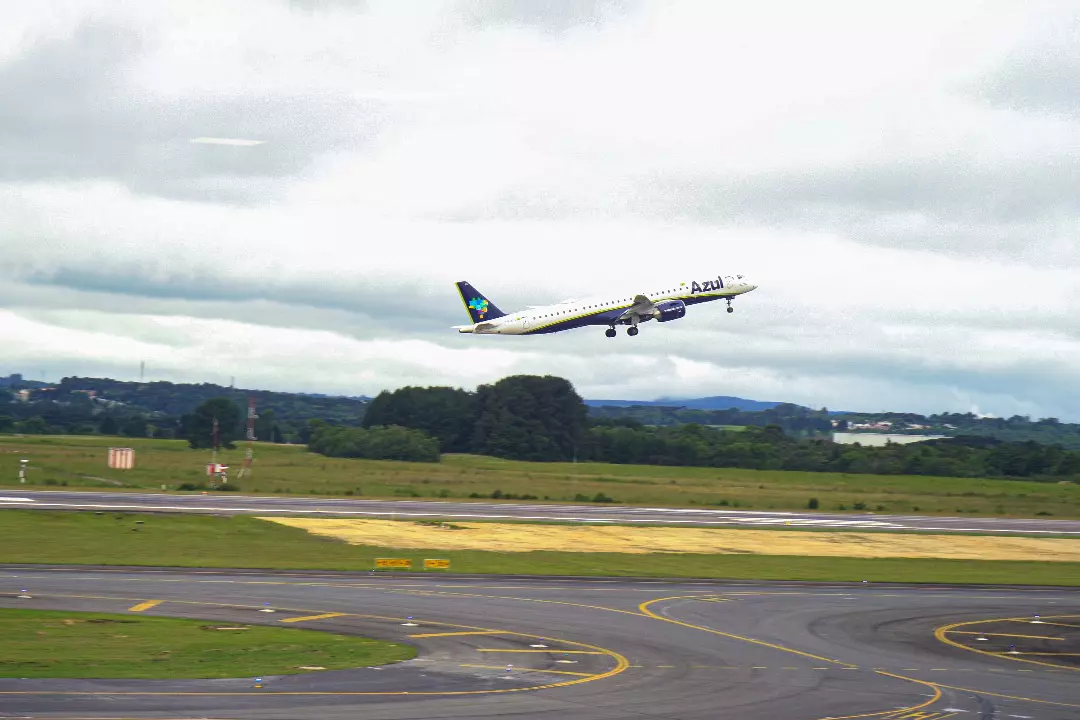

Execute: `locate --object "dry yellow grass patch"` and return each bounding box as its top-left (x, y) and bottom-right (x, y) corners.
top-left (259, 518), bottom-right (1080, 562)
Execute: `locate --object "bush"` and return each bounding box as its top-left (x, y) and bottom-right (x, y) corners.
top-left (308, 424), bottom-right (440, 462)
top-left (807, 497), bottom-right (819, 509)
top-left (492, 489), bottom-right (537, 500)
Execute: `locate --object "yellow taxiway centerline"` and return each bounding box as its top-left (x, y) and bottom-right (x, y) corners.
top-left (127, 600), bottom-right (163, 612)
top-left (408, 630), bottom-right (505, 638)
top-left (280, 612), bottom-right (348, 623)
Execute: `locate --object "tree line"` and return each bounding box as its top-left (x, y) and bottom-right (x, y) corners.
top-left (356, 375), bottom-right (587, 461)
top-left (7, 373), bottom-right (1080, 450)
top-left (582, 420), bottom-right (1080, 480)
top-left (5, 372), bottom-right (1080, 481)
top-left (0, 376), bottom-right (368, 443)
top-left (588, 402), bottom-right (835, 437)
top-left (334, 380), bottom-right (1080, 481)
top-left (591, 404), bottom-right (1080, 449)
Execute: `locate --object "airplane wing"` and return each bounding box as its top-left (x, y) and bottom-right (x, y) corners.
top-left (614, 294), bottom-right (656, 323)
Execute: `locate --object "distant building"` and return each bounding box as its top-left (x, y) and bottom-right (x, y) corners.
top-left (846, 421), bottom-right (895, 431)
top-left (15, 389), bottom-right (30, 402)
top-left (832, 432), bottom-right (948, 447)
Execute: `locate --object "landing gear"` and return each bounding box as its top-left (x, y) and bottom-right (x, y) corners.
top-left (627, 326), bottom-right (639, 337)
top-left (726, 298), bottom-right (734, 314)
top-left (605, 327), bottom-right (616, 338)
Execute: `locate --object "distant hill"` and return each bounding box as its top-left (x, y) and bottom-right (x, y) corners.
top-left (0, 373), bottom-right (49, 389)
top-left (585, 395), bottom-right (783, 412)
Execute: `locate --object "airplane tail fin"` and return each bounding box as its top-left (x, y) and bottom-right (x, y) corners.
top-left (456, 281), bottom-right (507, 323)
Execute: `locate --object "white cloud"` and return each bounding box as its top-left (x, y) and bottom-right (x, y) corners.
top-left (2, 0), bottom-right (1080, 419)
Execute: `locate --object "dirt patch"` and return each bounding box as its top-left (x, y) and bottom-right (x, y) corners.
top-left (259, 517), bottom-right (1080, 562)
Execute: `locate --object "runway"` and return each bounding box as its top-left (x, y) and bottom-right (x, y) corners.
top-left (3, 488), bottom-right (1080, 535)
top-left (1, 568), bottom-right (1077, 719)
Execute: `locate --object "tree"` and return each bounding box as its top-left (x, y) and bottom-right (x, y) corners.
top-left (19, 416), bottom-right (48, 434)
top-left (470, 375), bottom-right (587, 462)
top-left (98, 415), bottom-right (120, 435)
top-left (362, 386), bottom-right (475, 453)
top-left (121, 415), bottom-right (149, 437)
top-left (255, 408), bottom-right (277, 442)
top-left (308, 424), bottom-right (439, 462)
top-left (180, 398), bottom-right (242, 449)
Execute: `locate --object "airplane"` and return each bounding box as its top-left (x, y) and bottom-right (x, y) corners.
top-left (453, 274), bottom-right (757, 337)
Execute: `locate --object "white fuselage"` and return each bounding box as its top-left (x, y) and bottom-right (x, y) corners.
top-left (457, 274), bottom-right (757, 335)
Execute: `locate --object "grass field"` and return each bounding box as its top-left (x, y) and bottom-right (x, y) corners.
top-left (1, 510), bottom-right (1078, 586)
top-left (0, 608), bottom-right (415, 679)
top-left (2, 435), bottom-right (1079, 518)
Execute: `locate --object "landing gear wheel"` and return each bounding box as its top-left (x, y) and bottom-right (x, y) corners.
top-left (727, 306), bottom-right (734, 313)
top-left (605, 328), bottom-right (616, 338)
top-left (627, 326), bottom-right (639, 336)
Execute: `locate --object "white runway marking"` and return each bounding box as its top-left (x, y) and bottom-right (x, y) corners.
top-left (3, 491), bottom-right (1079, 534)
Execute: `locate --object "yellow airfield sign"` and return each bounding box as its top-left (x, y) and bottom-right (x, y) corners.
top-left (374, 558), bottom-right (412, 569)
top-left (423, 558), bottom-right (451, 570)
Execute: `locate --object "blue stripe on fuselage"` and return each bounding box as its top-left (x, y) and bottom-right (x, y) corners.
top-left (520, 293), bottom-right (727, 335)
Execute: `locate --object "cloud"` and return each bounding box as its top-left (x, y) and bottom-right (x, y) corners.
top-left (3, 1), bottom-right (1080, 421)
top-left (0, 10), bottom-right (395, 203)
top-left (454, 0), bottom-right (640, 32)
top-left (975, 4), bottom-right (1080, 117)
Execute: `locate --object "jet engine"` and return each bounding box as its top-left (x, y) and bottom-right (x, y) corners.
top-left (652, 299), bottom-right (686, 322)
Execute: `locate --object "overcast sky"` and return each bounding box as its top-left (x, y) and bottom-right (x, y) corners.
top-left (3, 1), bottom-right (1080, 418)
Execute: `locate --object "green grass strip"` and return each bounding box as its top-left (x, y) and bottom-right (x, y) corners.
top-left (3, 435), bottom-right (1079, 519)
top-left (0, 608), bottom-right (415, 679)
top-left (1, 510), bottom-right (1078, 586)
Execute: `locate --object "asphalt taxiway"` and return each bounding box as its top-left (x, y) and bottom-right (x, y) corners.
top-left (1, 568), bottom-right (1077, 719)
top-left (3, 488), bottom-right (1080, 534)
